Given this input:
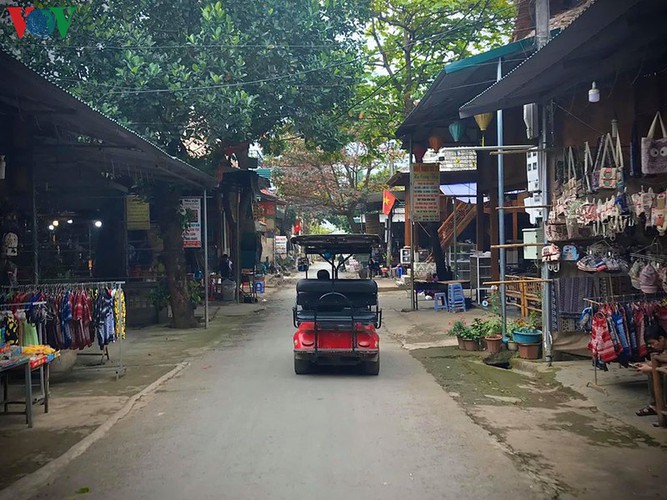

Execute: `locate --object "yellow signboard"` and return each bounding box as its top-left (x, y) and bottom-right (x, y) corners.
top-left (126, 195), bottom-right (150, 230)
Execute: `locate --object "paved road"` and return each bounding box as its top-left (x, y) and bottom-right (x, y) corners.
top-left (31, 279), bottom-right (539, 500)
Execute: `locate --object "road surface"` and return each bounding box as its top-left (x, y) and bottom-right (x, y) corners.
top-left (31, 272), bottom-right (539, 500)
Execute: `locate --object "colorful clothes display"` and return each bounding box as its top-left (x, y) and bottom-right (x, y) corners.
top-left (1, 284), bottom-right (126, 351)
top-left (587, 301), bottom-right (652, 367)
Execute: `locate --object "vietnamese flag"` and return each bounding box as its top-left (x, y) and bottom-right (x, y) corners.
top-left (382, 190), bottom-right (397, 215)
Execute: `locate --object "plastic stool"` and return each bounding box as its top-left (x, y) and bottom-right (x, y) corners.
top-left (447, 283), bottom-right (466, 313)
top-left (254, 281), bottom-right (265, 294)
top-left (434, 292), bottom-right (448, 311)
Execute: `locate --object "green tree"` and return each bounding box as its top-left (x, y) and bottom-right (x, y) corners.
top-left (359, 0), bottom-right (515, 140)
top-left (4, 0), bottom-right (368, 326)
top-left (271, 139), bottom-right (389, 230)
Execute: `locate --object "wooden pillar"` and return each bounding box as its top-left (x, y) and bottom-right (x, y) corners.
top-left (490, 191), bottom-right (500, 281)
top-left (476, 189), bottom-right (485, 250)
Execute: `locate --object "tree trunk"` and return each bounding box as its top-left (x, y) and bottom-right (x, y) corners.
top-left (155, 185), bottom-right (198, 329)
top-left (346, 212), bottom-right (359, 233)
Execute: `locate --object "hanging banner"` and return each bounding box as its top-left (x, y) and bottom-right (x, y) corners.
top-left (411, 162), bottom-right (441, 222)
top-left (259, 201), bottom-right (276, 230)
top-left (180, 197), bottom-right (202, 248)
top-left (126, 195), bottom-right (150, 230)
top-left (275, 235), bottom-right (288, 256)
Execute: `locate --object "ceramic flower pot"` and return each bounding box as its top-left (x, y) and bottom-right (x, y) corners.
top-left (484, 335), bottom-right (503, 354)
top-left (507, 341), bottom-right (518, 351)
top-left (462, 339), bottom-right (480, 351)
top-left (513, 330), bottom-right (542, 345)
top-left (518, 342), bottom-right (541, 359)
top-left (456, 335), bottom-right (465, 350)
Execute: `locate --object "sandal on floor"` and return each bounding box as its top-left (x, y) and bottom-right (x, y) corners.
top-left (636, 406), bottom-right (657, 417)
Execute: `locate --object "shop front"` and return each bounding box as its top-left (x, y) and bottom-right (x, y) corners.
top-left (0, 47), bottom-right (214, 420)
top-left (460, 0), bottom-right (667, 424)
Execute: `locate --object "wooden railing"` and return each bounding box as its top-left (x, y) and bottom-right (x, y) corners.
top-left (503, 274), bottom-right (543, 317)
top-left (438, 200), bottom-right (477, 252)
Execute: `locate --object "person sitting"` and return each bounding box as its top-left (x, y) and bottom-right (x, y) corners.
top-left (316, 269), bottom-right (330, 280)
top-left (634, 324), bottom-right (667, 417)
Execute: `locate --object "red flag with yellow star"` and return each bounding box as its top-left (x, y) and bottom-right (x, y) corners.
top-left (382, 190), bottom-right (397, 215)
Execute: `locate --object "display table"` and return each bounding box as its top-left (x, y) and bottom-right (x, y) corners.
top-left (0, 352), bottom-right (57, 428)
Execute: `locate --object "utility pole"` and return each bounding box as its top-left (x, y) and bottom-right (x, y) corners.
top-left (536, 0), bottom-right (552, 362)
top-left (497, 56), bottom-right (507, 338)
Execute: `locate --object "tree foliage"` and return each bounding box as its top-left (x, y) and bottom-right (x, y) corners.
top-left (3, 0), bottom-right (369, 166)
top-left (2, 0), bottom-right (370, 325)
top-left (271, 139), bottom-right (389, 229)
top-left (355, 0), bottom-right (515, 146)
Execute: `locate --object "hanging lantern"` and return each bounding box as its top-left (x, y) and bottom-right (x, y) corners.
top-left (474, 113), bottom-right (494, 146)
top-left (448, 121), bottom-right (466, 143)
top-left (412, 143), bottom-right (427, 163)
top-left (428, 135), bottom-right (444, 153)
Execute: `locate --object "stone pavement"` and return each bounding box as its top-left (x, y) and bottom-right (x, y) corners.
top-left (2, 276), bottom-right (665, 498)
top-left (378, 288), bottom-right (667, 498)
top-left (0, 286), bottom-right (278, 493)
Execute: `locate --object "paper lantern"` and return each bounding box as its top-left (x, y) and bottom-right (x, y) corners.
top-left (474, 113), bottom-right (494, 146)
top-left (428, 135), bottom-right (444, 152)
top-left (412, 143), bottom-right (427, 162)
top-left (448, 121), bottom-right (466, 143)
top-left (474, 113), bottom-right (493, 131)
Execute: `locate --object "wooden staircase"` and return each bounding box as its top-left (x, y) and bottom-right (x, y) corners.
top-left (438, 200), bottom-right (478, 251)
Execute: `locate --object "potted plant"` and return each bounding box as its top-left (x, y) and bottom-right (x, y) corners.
top-left (448, 320), bottom-right (469, 350)
top-left (461, 318), bottom-right (486, 351)
top-left (149, 282), bottom-right (170, 324)
top-left (506, 320), bottom-right (522, 351)
top-left (512, 319), bottom-right (542, 345)
top-left (483, 317), bottom-right (504, 354)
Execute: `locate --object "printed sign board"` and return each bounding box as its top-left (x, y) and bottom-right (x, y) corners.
top-left (181, 198), bottom-right (202, 248)
top-left (275, 235), bottom-right (288, 256)
top-left (126, 195), bottom-right (150, 230)
top-left (410, 162), bottom-right (441, 222)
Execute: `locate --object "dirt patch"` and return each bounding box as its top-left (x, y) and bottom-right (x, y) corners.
top-left (411, 346), bottom-right (583, 409)
top-left (409, 345), bottom-right (666, 498)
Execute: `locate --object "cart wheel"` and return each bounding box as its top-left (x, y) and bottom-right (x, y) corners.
top-left (294, 358), bottom-right (312, 375)
top-left (362, 356), bottom-right (380, 376)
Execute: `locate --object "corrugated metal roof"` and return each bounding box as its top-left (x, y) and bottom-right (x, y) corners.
top-left (0, 46), bottom-right (215, 187)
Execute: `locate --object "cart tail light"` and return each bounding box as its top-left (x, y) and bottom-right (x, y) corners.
top-left (300, 333), bottom-right (315, 347)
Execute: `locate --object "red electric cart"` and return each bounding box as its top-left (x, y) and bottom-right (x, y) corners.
top-left (291, 234), bottom-right (382, 375)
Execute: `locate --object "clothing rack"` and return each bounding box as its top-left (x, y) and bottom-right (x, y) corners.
top-left (582, 293), bottom-right (664, 392)
top-left (583, 293), bottom-right (667, 307)
top-left (1, 282), bottom-right (126, 380)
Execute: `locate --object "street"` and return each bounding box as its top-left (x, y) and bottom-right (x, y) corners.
top-left (30, 283), bottom-right (539, 500)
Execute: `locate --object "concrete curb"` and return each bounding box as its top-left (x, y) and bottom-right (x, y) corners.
top-left (0, 362), bottom-right (190, 500)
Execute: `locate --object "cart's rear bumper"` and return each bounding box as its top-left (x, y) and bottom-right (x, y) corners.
top-left (294, 349), bottom-right (378, 365)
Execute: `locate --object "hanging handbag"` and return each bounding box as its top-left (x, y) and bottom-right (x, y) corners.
top-left (563, 147), bottom-right (584, 199)
top-left (545, 217), bottom-right (568, 241)
top-left (598, 134), bottom-right (621, 189)
top-left (641, 111), bottom-right (667, 175)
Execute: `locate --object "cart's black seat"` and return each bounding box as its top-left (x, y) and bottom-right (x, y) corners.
top-left (296, 279), bottom-right (377, 310)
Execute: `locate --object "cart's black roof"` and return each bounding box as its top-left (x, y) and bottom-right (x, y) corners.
top-left (290, 234), bottom-right (381, 255)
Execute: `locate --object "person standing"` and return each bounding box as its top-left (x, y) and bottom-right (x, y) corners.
top-left (219, 253), bottom-right (232, 279)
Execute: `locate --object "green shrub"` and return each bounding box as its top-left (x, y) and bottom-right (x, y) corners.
top-left (449, 320), bottom-right (469, 337)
